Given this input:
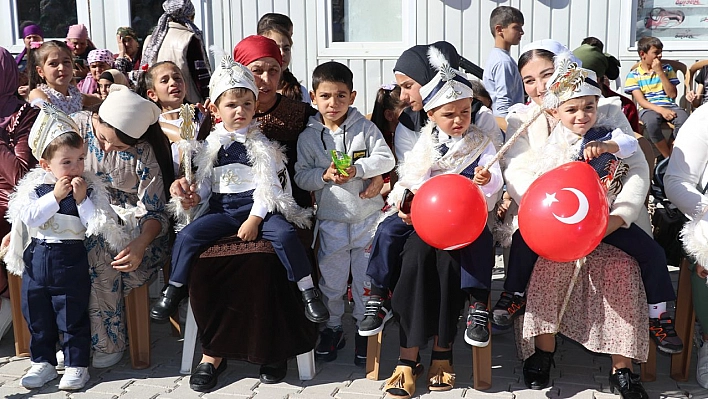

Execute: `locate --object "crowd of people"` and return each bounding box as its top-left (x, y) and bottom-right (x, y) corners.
top-left (1, 2), bottom-right (706, 398)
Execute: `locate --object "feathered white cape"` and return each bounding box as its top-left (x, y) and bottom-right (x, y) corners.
top-left (168, 123), bottom-right (313, 229)
top-left (3, 168), bottom-right (133, 276)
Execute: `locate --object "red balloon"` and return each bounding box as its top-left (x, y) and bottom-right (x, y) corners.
top-left (518, 161), bottom-right (609, 262)
top-left (411, 174), bottom-right (488, 250)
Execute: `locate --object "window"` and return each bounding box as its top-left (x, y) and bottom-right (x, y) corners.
top-left (318, 0), bottom-right (414, 57)
top-left (130, 0), bottom-right (164, 42)
top-left (16, 0), bottom-right (78, 39)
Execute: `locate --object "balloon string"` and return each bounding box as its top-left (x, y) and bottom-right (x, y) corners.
top-left (482, 108), bottom-right (544, 172)
top-left (557, 257), bottom-right (585, 328)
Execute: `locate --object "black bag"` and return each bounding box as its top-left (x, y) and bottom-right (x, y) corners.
top-left (650, 157), bottom-right (688, 266)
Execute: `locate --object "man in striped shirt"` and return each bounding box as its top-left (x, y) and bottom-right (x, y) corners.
top-left (625, 36), bottom-right (688, 158)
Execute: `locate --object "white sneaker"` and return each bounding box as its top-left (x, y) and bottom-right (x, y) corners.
top-left (697, 339), bottom-right (708, 388)
top-left (92, 351), bottom-right (124, 368)
top-left (0, 297), bottom-right (12, 341)
top-left (58, 367), bottom-right (90, 390)
top-left (21, 361), bottom-right (58, 389)
top-left (55, 350), bottom-right (64, 371)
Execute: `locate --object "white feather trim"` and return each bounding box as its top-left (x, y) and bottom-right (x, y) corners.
top-left (210, 45), bottom-right (229, 67)
top-left (681, 211), bottom-right (708, 268)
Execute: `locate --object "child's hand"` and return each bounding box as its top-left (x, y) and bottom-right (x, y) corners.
top-left (687, 90), bottom-right (698, 103)
top-left (496, 191), bottom-right (512, 221)
top-left (473, 166), bottom-right (491, 186)
top-left (660, 107), bottom-right (677, 121)
top-left (651, 58), bottom-right (663, 74)
top-left (71, 176), bottom-right (88, 204)
top-left (359, 175), bottom-right (384, 199)
top-left (237, 215), bottom-right (262, 241)
top-left (583, 141), bottom-right (618, 160)
top-left (170, 178), bottom-right (200, 210)
top-left (333, 166), bottom-right (356, 184)
top-left (53, 177), bottom-right (72, 202)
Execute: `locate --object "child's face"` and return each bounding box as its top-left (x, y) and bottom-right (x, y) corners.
top-left (40, 145), bottom-right (85, 180)
top-left (90, 61), bottom-right (110, 80)
top-left (147, 64), bottom-right (186, 108)
top-left (640, 46), bottom-right (662, 65)
top-left (210, 90), bottom-right (257, 131)
top-left (98, 78), bottom-right (112, 99)
top-left (427, 98), bottom-right (473, 137)
top-left (550, 95), bottom-right (598, 136)
top-left (37, 48), bottom-right (74, 88)
top-left (263, 31), bottom-right (292, 68)
top-left (498, 22), bottom-right (524, 45)
top-left (395, 73), bottom-right (424, 111)
top-left (311, 81), bottom-right (356, 127)
top-left (68, 38), bottom-right (87, 56)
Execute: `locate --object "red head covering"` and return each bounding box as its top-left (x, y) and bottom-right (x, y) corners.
top-left (233, 35), bottom-right (282, 66)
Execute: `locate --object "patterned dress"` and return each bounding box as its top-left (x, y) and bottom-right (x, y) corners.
top-left (72, 111), bottom-right (170, 354)
top-left (38, 84), bottom-right (82, 115)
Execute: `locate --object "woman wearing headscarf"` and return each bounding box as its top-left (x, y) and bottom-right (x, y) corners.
top-left (142, 0), bottom-right (211, 104)
top-left (0, 47), bottom-right (40, 340)
top-left (71, 85), bottom-right (174, 368)
top-left (114, 27), bottom-right (142, 74)
top-left (16, 24), bottom-right (44, 98)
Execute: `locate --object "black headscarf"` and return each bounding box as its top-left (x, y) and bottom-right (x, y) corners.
top-left (394, 41), bottom-right (461, 132)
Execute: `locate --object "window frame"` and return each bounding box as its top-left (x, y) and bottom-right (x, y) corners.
top-left (7, 0), bottom-right (90, 51)
top-left (316, 0), bottom-right (416, 58)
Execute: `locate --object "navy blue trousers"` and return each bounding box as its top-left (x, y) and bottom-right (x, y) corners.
top-left (170, 194), bottom-right (311, 285)
top-left (367, 213), bottom-right (494, 293)
top-left (504, 224), bottom-right (675, 303)
top-left (22, 239), bottom-right (90, 367)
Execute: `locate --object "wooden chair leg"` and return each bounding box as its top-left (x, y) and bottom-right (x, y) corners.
top-left (365, 332), bottom-right (383, 380)
top-left (125, 283), bottom-right (151, 369)
top-left (472, 296), bottom-right (492, 390)
top-left (671, 258), bottom-right (695, 382)
top-left (8, 274), bottom-right (30, 357)
top-left (641, 340), bottom-right (657, 382)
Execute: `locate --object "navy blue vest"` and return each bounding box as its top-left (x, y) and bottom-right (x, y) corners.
top-left (35, 184), bottom-right (81, 216)
top-left (438, 141), bottom-right (482, 180)
top-left (216, 142), bottom-right (251, 167)
top-left (576, 126), bottom-right (618, 179)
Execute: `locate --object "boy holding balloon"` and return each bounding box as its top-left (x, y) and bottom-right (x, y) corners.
top-left (363, 45), bottom-right (503, 362)
top-left (498, 54), bottom-right (682, 370)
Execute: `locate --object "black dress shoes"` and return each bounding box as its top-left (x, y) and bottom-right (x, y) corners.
top-left (523, 347), bottom-right (555, 390)
top-left (301, 287), bottom-right (329, 323)
top-left (189, 360), bottom-right (227, 392)
top-left (609, 368), bottom-right (648, 399)
top-left (150, 284), bottom-right (188, 321)
top-left (259, 360), bottom-right (287, 384)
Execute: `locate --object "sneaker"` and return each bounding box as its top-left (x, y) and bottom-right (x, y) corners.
top-left (649, 313), bottom-right (683, 354)
top-left (58, 367), bottom-right (90, 390)
top-left (464, 302), bottom-right (490, 347)
top-left (358, 296), bottom-right (392, 336)
top-left (21, 361), bottom-right (58, 389)
top-left (56, 350), bottom-right (65, 371)
top-left (492, 291), bottom-right (526, 327)
top-left (315, 327), bottom-right (345, 362)
top-left (354, 333), bottom-right (367, 367)
top-left (697, 339), bottom-right (708, 388)
top-left (92, 350), bottom-right (124, 368)
top-left (0, 297), bottom-right (12, 342)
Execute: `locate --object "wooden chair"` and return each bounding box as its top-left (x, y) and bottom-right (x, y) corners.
top-left (670, 257), bottom-right (695, 381)
top-left (8, 273), bottom-right (153, 369)
top-left (686, 60), bottom-right (708, 110)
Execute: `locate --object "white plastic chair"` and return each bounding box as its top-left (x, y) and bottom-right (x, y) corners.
top-left (180, 300), bottom-right (316, 380)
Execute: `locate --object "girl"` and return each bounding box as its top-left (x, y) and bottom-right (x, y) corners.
top-left (257, 20), bottom-right (309, 103)
top-left (370, 84), bottom-right (404, 196)
top-left (77, 49), bottom-right (114, 96)
top-left (138, 61), bottom-right (210, 176)
top-left (97, 69), bottom-right (129, 99)
top-left (27, 41), bottom-right (99, 115)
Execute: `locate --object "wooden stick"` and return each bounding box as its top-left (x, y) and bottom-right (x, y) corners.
top-left (482, 108), bottom-right (544, 172)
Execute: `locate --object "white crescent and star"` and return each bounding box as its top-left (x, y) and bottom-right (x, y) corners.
top-left (543, 188), bottom-right (589, 225)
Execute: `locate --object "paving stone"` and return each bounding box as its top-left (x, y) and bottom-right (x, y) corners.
top-left (70, 392), bottom-right (118, 399)
top-left (121, 384), bottom-right (170, 398)
top-left (287, 394), bottom-right (336, 399)
top-left (463, 390), bottom-right (515, 398)
top-left (0, 358), bottom-right (32, 377)
top-left (334, 392), bottom-right (383, 399)
top-left (336, 377), bottom-right (386, 395)
top-left (81, 377), bottom-right (133, 394)
top-left (298, 380), bottom-right (344, 395)
top-left (201, 392), bottom-right (253, 399)
top-left (157, 382), bottom-right (205, 398)
top-left (510, 384), bottom-right (560, 398)
top-left (131, 374), bottom-right (184, 388)
top-left (417, 388), bottom-right (467, 397)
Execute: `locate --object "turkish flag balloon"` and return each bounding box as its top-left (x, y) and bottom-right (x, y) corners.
top-left (518, 162), bottom-right (609, 262)
top-left (411, 174), bottom-right (488, 250)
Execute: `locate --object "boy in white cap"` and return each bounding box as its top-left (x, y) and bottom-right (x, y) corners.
top-left (4, 103), bottom-right (128, 391)
top-left (154, 55), bottom-right (327, 389)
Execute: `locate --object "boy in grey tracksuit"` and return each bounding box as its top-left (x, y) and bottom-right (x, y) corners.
top-left (295, 61), bottom-right (395, 365)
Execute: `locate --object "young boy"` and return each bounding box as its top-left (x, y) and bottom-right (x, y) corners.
top-left (624, 36), bottom-right (688, 158)
top-left (687, 63), bottom-right (708, 108)
top-left (497, 59), bottom-right (683, 355)
top-left (294, 62), bottom-right (395, 365)
top-left (363, 47), bottom-right (503, 350)
top-left (482, 6), bottom-right (525, 118)
top-left (151, 56), bottom-right (328, 331)
top-left (5, 103), bottom-right (128, 391)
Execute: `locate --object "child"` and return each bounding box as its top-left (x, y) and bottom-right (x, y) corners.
top-left (625, 36), bottom-right (688, 158)
top-left (150, 56), bottom-right (328, 335)
top-left (66, 24), bottom-right (95, 80)
top-left (77, 49), bottom-right (114, 96)
top-left (496, 57), bottom-right (683, 355)
top-left (370, 84), bottom-right (405, 196)
top-left (361, 48), bottom-right (502, 350)
top-left (4, 103), bottom-right (128, 391)
top-left (687, 62), bottom-right (708, 108)
top-left (97, 69), bottom-right (130, 100)
top-left (482, 6), bottom-right (525, 117)
top-left (27, 41), bottom-right (95, 115)
top-left (294, 61), bottom-right (396, 365)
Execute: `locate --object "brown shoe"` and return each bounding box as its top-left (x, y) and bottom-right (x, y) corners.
top-left (384, 364), bottom-right (424, 399)
top-left (427, 359), bottom-right (455, 391)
